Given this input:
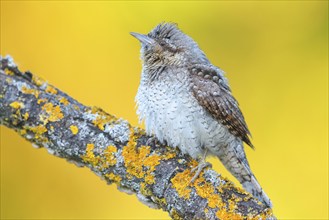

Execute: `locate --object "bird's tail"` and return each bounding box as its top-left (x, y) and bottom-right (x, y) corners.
top-left (216, 142), bottom-right (272, 208)
top-left (241, 175), bottom-right (272, 208)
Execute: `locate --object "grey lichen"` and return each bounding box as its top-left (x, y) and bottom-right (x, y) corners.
top-left (0, 56), bottom-right (275, 220)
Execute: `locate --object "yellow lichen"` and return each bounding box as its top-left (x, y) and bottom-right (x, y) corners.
top-left (32, 75), bottom-right (45, 86)
top-left (140, 182), bottom-right (153, 197)
top-left (189, 159), bottom-right (199, 168)
top-left (143, 153), bottom-right (162, 184)
top-left (19, 129), bottom-right (27, 135)
top-left (59, 97), bottom-right (69, 105)
top-left (171, 159), bottom-right (226, 209)
top-left (193, 174), bottom-right (222, 209)
top-left (105, 173), bottom-right (122, 183)
top-left (28, 125), bottom-right (47, 135)
top-left (23, 112), bottom-right (29, 120)
top-left (216, 209), bottom-right (243, 220)
top-left (6, 77), bottom-right (12, 83)
top-left (170, 169), bottom-right (192, 199)
top-left (122, 141), bottom-right (149, 179)
top-left (24, 125), bottom-right (48, 142)
top-left (81, 144), bottom-right (118, 170)
top-left (122, 128), bottom-right (178, 186)
top-left (170, 208), bottom-right (183, 220)
top-left (9, 101), bottom-right (24, 109)
top-left (144, 173), bottom-right (156, 185)
top-left (214, 178), bottom-right (272, 219)
top-left (90, 107), bottom-right (116, 131)
top-left (4, 69), bottom-right (14, 75)
top-left (81, 144), bottom-right (100, 166)
top-left (70, 125), bottom-right (79, 135)
top-left (92, 116), bottom-right (106, 130)
top-left (41, 103), bottom-right (63, 122)
top-left (37, 98), bottom-right (47, 104)
top-left (228, 199), bottom-right (238, 212)
top-left (103, 145), bottom-right (117, 167)
top-left (45, 85), bottom-right (57, 94)
top-left (73, 105), bottom-right (80, 110)
top-left (21, 86), bottom-right (39, 98)
top-left (257, 208), bottom-right (274, 220)
top-left (162, 149), bottom-right (176, 160)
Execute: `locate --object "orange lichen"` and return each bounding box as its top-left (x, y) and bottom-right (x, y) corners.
top-left (9, 101), bottom-right (24, 109)
top-left (70, 125), bottom-right (79, 135)
top-left (45, 85), bottom-right (57, 94)
top-left (59, 97), bottom-right (69, 105)
top-left (41, 103), bottom-right (63, 122)
top-left (21, 86), bottom-right (39, 98)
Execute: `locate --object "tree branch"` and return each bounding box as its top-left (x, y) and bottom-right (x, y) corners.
top-left (0, 55), bottom-right (275, 220)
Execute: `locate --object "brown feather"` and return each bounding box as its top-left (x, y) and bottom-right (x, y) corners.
top-left (189, 65), bottom-right (254, 148)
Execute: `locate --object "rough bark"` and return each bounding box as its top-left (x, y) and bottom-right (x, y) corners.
top-left (0, 55), bottom-right (275, 220)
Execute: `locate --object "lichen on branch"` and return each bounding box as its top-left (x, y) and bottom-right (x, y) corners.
top-left (0, 55), bottom-right (275, 220)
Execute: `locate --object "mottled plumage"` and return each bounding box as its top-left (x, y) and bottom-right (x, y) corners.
top-left (131, 22), bottom-right (272, 207)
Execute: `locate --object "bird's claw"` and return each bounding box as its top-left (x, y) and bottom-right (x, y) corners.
top-left (190, 161), bottom-right (212, 184)
top-left (146, 136), bottom-right (160, 146)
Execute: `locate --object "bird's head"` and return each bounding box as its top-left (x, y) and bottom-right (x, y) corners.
top-left (131, 22), bottom-right (209, 70)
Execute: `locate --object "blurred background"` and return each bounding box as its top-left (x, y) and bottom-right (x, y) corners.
top-left (1, 1), bottom-right (328, 219)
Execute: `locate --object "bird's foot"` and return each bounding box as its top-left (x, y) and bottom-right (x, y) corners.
top-left (146, 136), bottom-right (163, 147)
top-left (190, 161), bottom-right (212, 184)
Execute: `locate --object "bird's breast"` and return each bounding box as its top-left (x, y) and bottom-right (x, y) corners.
top-left (135, 69), bottom-right (234, 158)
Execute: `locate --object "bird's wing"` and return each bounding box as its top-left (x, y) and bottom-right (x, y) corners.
top-left (189, 65), bottom-right (254, 148)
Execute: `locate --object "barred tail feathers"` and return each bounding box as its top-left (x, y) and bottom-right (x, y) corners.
top-left (242, 175), bottom-right (272, 208)
top-left (215, 141), bottom-right (272, 208)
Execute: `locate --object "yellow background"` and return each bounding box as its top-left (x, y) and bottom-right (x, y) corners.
top-left (1, 1), bottom-right (328, 219)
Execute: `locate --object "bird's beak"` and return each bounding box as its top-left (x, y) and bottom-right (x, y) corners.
top-left (130, 32), bottom-right (155, 45)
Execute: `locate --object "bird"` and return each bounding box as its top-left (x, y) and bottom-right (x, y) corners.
top-left (131, 22), bottom-right (272, 208)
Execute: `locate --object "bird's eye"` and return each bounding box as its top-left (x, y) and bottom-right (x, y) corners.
top-left (164, 36), bottom-right (171, 40)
